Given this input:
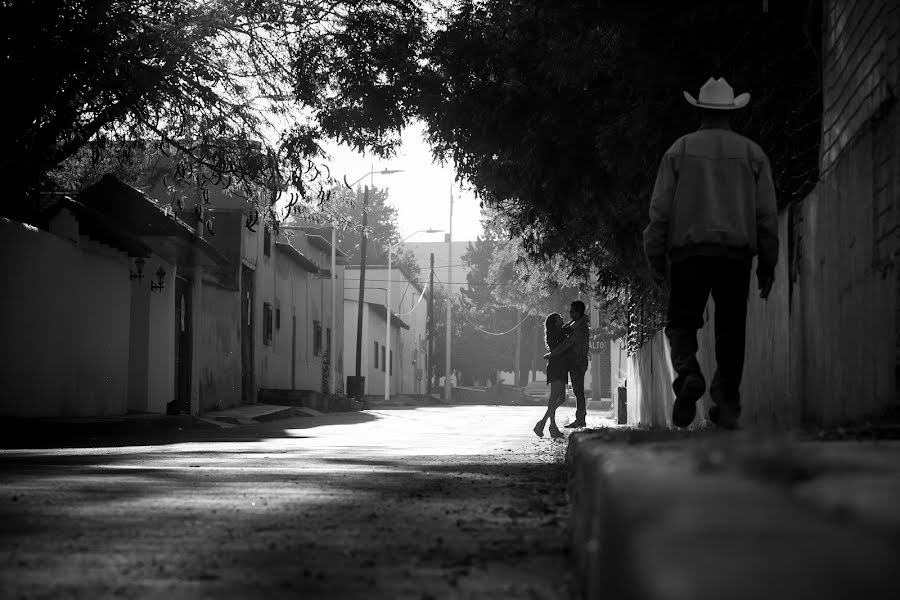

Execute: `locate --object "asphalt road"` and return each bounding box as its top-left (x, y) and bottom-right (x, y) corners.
top-left (0, 406), bottom-right (576, 599)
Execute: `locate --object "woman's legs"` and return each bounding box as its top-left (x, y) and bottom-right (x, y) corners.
top-left (547, 380), bottom-right (566, 437)
top-left (535, 380), bottom-right (561, 436)
top-left (535, 380), bottom-right (567, 437)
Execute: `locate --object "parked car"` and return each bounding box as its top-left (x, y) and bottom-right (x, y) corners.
top-left (524, 380), bottom-right (550, 401)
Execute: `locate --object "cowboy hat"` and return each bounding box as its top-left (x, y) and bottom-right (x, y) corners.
top-left (683, 77), bottom-right (750, 110)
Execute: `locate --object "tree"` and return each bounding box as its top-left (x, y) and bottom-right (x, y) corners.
top-left (284, 183), bottom-right (422, 278)
top-left (454, 209), bottom-right (625, 386)
top-left (3, 0), bottom-right (428, 223)
top-left (417, 0), bottom-right (822, 303)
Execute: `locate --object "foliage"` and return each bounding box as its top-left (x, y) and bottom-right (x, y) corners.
top-left (284, 183), bottom-right (422, 279)
top-left (418, 0), bottom-right (822, 301)
top-left (451, 208), bottom-right (627, 385)
top-left (3, 0), bottom-right (428, 222)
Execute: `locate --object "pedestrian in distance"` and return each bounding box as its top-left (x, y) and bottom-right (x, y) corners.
top-left (543, 300), bottom-right (590, 429)
top-left (534, 312), bottom-right (568, 439)
top-left (643, 77), bottom-right (779, 430)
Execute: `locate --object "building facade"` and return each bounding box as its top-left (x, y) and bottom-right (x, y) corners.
top-left (0, 174), bottom-right (348, 418)
top-left (343, 264), bottom-right (428, 397)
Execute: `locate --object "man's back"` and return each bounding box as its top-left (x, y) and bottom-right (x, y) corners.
top-left (644, 126), bottom-right (778, 271)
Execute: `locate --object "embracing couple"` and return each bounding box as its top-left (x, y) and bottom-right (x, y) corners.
top-left (533, 300), bottom-right (590, 438)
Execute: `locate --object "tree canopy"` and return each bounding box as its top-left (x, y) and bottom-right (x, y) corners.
top-left (7, 0), bottom-right (824, 314)
top-left (418, 0), bottom-right (822, 296)
top-left (3, 0), bottom-right (427, 222)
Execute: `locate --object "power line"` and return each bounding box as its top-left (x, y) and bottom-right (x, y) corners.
top-left (462, 311), bottom-right (533, 336)
top-left (347, 277), bottom-right (517, 287)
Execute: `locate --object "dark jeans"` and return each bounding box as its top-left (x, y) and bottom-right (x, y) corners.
top-left (665, 256), bottom-right (752, 408)
top-left (568, 361), bottom-right (588, 420)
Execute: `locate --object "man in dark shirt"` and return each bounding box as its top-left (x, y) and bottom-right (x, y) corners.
top-left (644, 77), bottom-right (778, 430)
top-left (544, 300), bottom-right (590, 428)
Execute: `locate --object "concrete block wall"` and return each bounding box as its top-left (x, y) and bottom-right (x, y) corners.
top-left (625, 0), bottom-right (899, 429)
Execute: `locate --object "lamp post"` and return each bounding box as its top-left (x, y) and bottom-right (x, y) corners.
top-left (347, 168), bottom-right (403, 401)
top-left (385, 228), bottom-right (443, 401)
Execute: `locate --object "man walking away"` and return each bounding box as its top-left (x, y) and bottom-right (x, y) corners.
top-left (544, 301), bottom-right (590, 428)
top-left (643, 77), bottom-right (779, 430)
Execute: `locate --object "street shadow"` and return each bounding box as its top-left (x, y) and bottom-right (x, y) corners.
top-left (0, 410), bottom-right (380, 450)
top-left (0, 448), bottom-right (572, 598)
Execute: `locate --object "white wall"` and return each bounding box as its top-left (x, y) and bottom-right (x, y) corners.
top-left (127, 256), bottom-right (176, 414)
top-left (345, 265), bottom-right (428, 395)
top-left (0, 216), bottom-right (131, 417)
top-left (250, 231), bottom-right (343, 394)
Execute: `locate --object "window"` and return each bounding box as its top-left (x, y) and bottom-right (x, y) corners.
top-left (313, 320), bottom-right (323, 356)
top-left (389, 350), bottom-right (393, 376)
top-left (381, 346), bottom-right (386, 372)
top-left (263, 302), bottom-right (273, 345)
top-left (263, 225), bottom-right (271, 256)
top-left (374, 342), bottom-right (379, 368)
top-left (275, 307), bottom-right (281, 330)
top-left (326, 328), bottom-right (331, 356)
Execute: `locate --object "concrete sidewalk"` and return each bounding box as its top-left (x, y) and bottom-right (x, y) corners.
top-left (196, 402), bottom-right (323, 427)
top-left (567, 428), bottom-right (900, 600)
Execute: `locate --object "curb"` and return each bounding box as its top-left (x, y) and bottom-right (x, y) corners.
top-left (565, 430), bottom-right (900, 600)
top-left (567, 432), bottom-right (643, 600)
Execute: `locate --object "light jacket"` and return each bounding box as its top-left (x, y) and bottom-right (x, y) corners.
top-left (643, 126), bottom-right (779, 277)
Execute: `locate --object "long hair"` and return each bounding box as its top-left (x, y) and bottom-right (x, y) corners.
top-left (545, 312), bottom-right (563, 350)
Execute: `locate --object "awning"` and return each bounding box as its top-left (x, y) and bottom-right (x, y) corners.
top-left (76, 175), bottom-right (232, 269)
top-left (298, 227), bottom-right (349, 264)
top-left (367, 302), bottom-right (410, 330)
top-left (275, 241), bottom-right (320, 273)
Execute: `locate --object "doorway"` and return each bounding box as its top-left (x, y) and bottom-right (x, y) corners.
top-left (172, 276), bottom-right (192, 414)
top-left (291, 315), bottom-right (297, 390)
top-left (241, 265), bottom-right (255, 404)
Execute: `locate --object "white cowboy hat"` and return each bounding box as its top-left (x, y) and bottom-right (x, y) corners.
top-left (683, 77), bottom-right (750, 110)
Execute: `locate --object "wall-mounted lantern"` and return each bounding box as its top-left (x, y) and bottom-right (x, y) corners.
top-left (150, 266), bottom-right (166, 292)
top-left (130, 257), bottom-right (145, 281)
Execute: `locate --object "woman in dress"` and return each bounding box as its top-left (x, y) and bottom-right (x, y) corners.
top-left (533, 312), bottom-right (568, 438)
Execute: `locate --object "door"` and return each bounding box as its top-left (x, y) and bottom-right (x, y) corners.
top-left (173, 276), bottom-right (192, 414)
top-left (241, 265), bottom-right (255, 404)
top-left (291, 315), bottom-right (297, 390)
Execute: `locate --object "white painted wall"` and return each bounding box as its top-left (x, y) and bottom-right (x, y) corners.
top-left (0, 216), bottom-right (131, 417)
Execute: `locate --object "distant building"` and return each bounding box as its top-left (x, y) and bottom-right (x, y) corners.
top-left (403, 240), bottom-right (472, 296)
top-left (343, 263), bottom-right (428, 396)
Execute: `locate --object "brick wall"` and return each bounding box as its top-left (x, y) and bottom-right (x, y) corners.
top-left (821, 0), bottom-right (899, 173)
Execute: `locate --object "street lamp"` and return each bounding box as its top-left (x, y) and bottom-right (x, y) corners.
top-left (348, 167), bottom-right (404, 401)
top-left (385, 228), bottom-right (443, 401)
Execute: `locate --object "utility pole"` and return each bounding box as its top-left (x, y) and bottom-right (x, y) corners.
top-left (427, 252), bottom-right (434, 395)
top-left (443, 186), bottom-right (453, 402)
top-left (329, 222), bottom-right (336, 395)
top-left (514, 307), bottom-right (521, 388)
top-left (352, 185), bottom-right (369, 400)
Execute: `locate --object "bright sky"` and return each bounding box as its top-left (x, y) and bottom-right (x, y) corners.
top-left (322, 120), bottom-right (484, 244)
